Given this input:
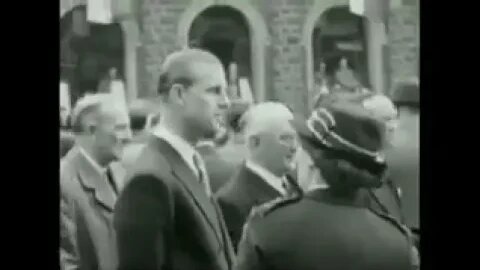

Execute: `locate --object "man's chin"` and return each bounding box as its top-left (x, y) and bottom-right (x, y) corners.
top-left (284, 160), bottom-right (297, 172)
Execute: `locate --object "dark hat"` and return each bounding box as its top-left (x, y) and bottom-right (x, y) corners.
top-left (392, 78), bottom-right (419, 106)
top-left (291, 100), bottom-right (387, 176)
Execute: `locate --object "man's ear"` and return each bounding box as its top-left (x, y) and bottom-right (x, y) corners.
top-left (81, 115), bottom-right (98, 135)
top-left (169, 83), bottom-right (186, 106)
top-left (247, 135), bottom-right (260, 149)
top-left (86, 123), bottom-right (97, 135)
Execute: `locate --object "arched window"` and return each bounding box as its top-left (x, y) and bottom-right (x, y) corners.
top-left (312, 6), bottom-right (369, 90)
top-left (189, 6), bottom-right (251, 100)
top-left (60, 5), bottom-right (124, 105)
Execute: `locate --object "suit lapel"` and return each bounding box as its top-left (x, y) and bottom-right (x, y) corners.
top-left (211, 198), bottom-right (235, 266)
top-left (71, 148), bottom-right (116, 212)
top-left (152, 138), bottom-right (224, 245)
top-left (108, 162), bottom-right (126, 192)
top-left (285, 173), bottom-right (303, 197)
top-left (241, 164), bottom-right (283, 204)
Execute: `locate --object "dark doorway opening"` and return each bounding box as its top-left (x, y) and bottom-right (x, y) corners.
top-left (60, 5), bottom-right (124, 105)
top-left (189, 6), bottom-right (251, 91)
top-left (312, 6), bottom-right (369, 89)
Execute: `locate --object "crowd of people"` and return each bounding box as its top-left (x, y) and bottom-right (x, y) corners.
top-left (60, 48), bottom-right (420, 270)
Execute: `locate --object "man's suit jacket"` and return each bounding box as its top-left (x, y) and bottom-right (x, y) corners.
top-left (60, 147), bottom-right (126, 270)
top-left (197, 143), bottom-right (237, 194)
top-left (215, 163), bottom-right (301, 251)
top-left (113, 137), bottom-right (235, 270)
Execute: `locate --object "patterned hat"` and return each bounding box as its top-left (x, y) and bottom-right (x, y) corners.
top-left (291, 99), bottom-right (387, 176)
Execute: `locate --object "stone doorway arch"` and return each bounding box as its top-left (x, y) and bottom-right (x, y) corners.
top-left (60, 5), bottom-right (125, 104)
top-left (60, 0), bottom-right (140, 102)
top-left (302, 0), bottom-right (350, 105)
top-left (60, 0), bottom-right (87, 18)
top-left (178, 0), bottom-right (271, 102)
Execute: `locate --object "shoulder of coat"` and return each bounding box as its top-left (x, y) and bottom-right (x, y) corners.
top-left (249, 194), bottom-right (303, 221)
top-left (369, 208), bottom-right (412, 240)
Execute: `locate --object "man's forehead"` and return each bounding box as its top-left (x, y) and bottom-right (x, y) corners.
top-left (99, 105), bottom-right (128, 122)
top-left (163, 49), bottom-right (223, 77)
top-left (269, 119), bottom-right (296, 134)
top-left (189, 62), bottom-right (226, 83)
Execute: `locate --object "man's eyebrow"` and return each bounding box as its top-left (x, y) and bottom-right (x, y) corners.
top-left (206, 85), bottom-right (222, 91)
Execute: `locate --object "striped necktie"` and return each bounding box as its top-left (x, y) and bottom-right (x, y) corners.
top-left (192, 153), bottom-right (212, 196)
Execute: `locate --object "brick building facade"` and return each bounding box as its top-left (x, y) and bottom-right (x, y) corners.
top-left (60, 0), bottom-right (419, 115)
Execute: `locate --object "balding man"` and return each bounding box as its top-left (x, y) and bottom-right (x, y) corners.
top-left (60, 94), bottom-right (130, 270)
top-left (113, 49), bottom-right (235, 270)
top-left (215, 102), bottom-right (302, 251)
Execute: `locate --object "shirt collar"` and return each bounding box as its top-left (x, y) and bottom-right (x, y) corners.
top-left (246, 160), bottom-right (287, 195)
top-left (153, 125), bottom-right (199, 174)
top-left (196, 141), bottom-right (215, 148)
top-left (78, 147), bottom-right (107, 176)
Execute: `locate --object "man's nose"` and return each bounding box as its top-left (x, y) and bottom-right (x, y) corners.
top-left (117, 129), bottom-right (132, 143)
top-left (289, 139), bottom-right (299, 153)
top-left (218, 91), bottom-right (231, 110)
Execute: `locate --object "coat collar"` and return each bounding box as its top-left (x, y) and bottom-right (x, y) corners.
top-left (68, 147), bottom-right (122, 212)
top-left (238, 163), bottom-right (283, 203)
top-left (152, 125), bottom-right (198, 176)
top-left (245, 160), bottom-right (287, 196)
top-left (304, 188), bottom-right (370, 208)
top-left (149, 137), bottom-right (225, 246)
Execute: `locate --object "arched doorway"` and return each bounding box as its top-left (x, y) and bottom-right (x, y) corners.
top-left (188, 6), bottom-right (251, 100)
top-left (60, 5), bottom-right (124, 105)
top-left (312, 6), bottom-right (369, 91)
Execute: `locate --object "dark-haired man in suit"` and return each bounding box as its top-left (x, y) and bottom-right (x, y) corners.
top-left (114, 48), bottom-right (235, 270)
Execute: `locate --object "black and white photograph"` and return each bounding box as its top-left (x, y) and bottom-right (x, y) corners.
top-left (59, 0), bottom-right (419, 269)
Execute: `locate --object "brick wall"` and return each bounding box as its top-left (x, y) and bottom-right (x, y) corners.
top-left (262, 0), bottom-right (312, 114)
top-left (387, 0), bottom-right (419, 93)
top-left (141, 0), bottom-right (407, 114)
top-left (138, 0), bottom-right (191, 97)
top-left (138, 0), bottom-right (317, 114)
top-left (63, 0), bottom-right (418, 113)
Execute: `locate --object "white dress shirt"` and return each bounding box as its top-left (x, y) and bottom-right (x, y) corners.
top-left (245, 160), bottom-right (287, 196)
top-left (153, 125), bottom-right (204, 180)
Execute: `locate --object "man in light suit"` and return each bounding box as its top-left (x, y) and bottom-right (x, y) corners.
top-left (216, 102), bottom-right (302, 251)
top-left (114, 49), bottom-right (235, 270)
top-left (60, 94), bottom-right (131, 270)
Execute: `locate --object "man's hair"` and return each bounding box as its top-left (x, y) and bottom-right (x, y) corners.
top-left (156, 48), bottom-right (222, 96)
top-left (71, 94), bottom-right (112, 133)
top-left (239, 102), bottom-right (294, 140)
